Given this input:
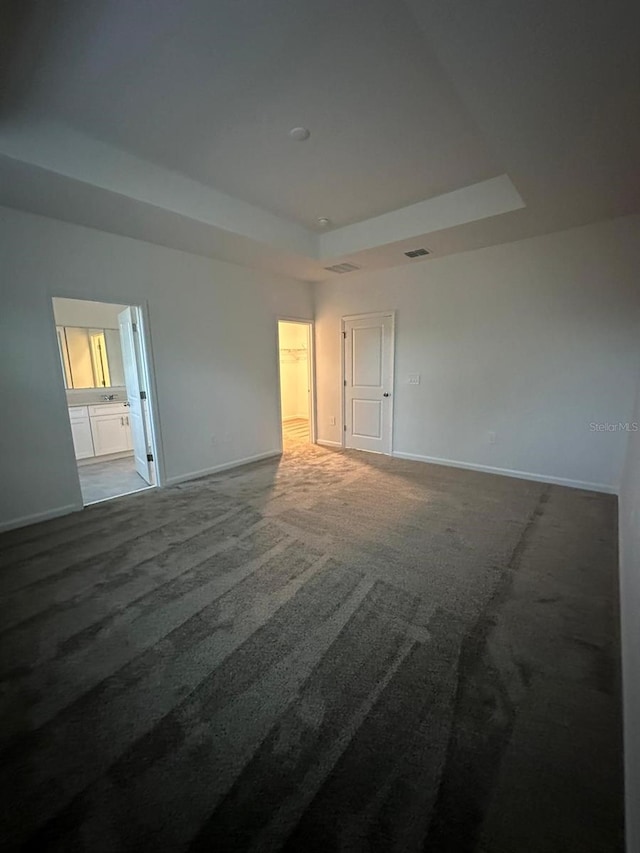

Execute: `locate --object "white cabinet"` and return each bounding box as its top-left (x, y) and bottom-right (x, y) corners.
top-left (90, 414), bottom-right (130, 455)
top-left (68, 403), bottom-right (133, 459)
top-left (68, 407), bottom-right (94, 460)
top-left (89, 403), bottom-right (133, 456)
top-left (125, 416), bottom-right (134, 450)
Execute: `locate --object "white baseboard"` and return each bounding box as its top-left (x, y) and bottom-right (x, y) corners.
top-left (164, 450), bottom-right (281, 487)
top-left (0, 502), bottom-right (82, 534)
top-left (391, 450), bottom-right (616, 494)
top-left (316, 439), bottom-right (343, 448)
top-left (77, 450), bottom-right (134, 467)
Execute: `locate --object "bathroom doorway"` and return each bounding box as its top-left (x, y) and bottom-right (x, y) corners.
top-left (278, 320), bottom-right (315, 448)
top-left (53, 297), bottom-right (160, 505)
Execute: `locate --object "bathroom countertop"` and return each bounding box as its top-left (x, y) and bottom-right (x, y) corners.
top-left (68, 399), bottom-right (129, 408)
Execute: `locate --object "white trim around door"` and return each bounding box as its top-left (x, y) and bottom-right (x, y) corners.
top-left (341, 312), bottom-right (395, 454)
top-left (50, 294), bottom-right (166, 503)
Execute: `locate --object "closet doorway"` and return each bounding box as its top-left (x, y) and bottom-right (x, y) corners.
top-left (278, 320), bottom-right (315, 447)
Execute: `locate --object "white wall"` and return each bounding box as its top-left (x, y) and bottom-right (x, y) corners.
top-left (619, 369), bottom-right (640, 853)
top-left (315, 215), bottom-right (640, 491)
top-left (53, 297), bottom-right (128, 329)
top-left (278, 322), bottom-right (309, 420)
top-left (0, 207), bottom-right (312, 531)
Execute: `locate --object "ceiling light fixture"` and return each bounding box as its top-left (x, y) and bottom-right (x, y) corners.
top-left (289, 126), bottom-right (310, 141)
top-left (317, 217), bottom-right (331, 227)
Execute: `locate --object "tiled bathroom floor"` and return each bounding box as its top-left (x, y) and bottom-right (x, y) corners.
top-left (78, 456), bottom-right (153, 504)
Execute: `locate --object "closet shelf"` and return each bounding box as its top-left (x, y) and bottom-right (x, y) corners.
top-left (279, 346), bottom-right (308, 363)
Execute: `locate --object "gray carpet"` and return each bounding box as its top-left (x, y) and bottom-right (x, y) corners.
top-left (0, 434), bottom-right (624, 851)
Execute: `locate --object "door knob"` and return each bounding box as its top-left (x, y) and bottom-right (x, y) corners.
top-left (383, 392), bottom-right (390, 397)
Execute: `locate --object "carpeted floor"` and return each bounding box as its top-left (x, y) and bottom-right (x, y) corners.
top-left (0, 436), bottom-right (624, 851)
top-left (282, 418), bottom-right (309, 444)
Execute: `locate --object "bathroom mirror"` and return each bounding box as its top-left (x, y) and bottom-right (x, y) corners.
top-left (56, 326), bottom-right (126, 389)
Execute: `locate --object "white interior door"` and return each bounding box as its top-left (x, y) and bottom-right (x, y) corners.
top-left (344, 313), bottom-right (394, 454)
top-left (118, 307), bottom-right (153, 484)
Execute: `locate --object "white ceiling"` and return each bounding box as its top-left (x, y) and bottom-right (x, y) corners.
top-left (1, 0), bottom-right (638, 281)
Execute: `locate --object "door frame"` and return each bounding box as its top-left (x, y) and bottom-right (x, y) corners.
top-left (341, 311), bottom-right (395, 453)
top-left (131, 301), bottom-right (165, 488)
top-left (276, 317), bottom-right (317, 449)
top-left (49, 295), bottom-right (166, 504)
top-left (118, 305), bottom-right (161, 488)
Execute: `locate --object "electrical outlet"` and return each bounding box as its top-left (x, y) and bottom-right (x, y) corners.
top-left (488, 430), bottom-right (496, 444)
top-left (329, 416), bottom-right (336, 426)
top-left (408, 374), bottom-right (420, 385)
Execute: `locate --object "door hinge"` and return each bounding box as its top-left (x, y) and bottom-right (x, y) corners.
top-left (132, 322), bottom-right (137, 332)
top-left (344, 424), bottom-right (347, 431)
top-left (147, 453), bottom-right (154, 462)
top-left (344, 379), bottom-right (347, 386)
top-left (342, 331), bottom-right (346, 339)
top-left (140, 390), bottom-right (147, 400)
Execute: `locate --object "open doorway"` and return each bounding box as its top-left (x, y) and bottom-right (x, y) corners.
top-left (53, 297), bottom-right (159, 505)
top-left (278, 320), bottom-right (314, 447)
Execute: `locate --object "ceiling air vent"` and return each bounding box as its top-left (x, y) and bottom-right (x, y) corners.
top-left (323, 262), bottom-right (361, 274)
top-left (404, 248), bottom-right (430, 258)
